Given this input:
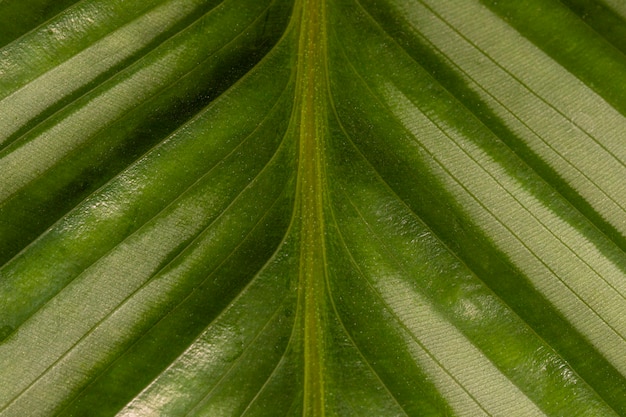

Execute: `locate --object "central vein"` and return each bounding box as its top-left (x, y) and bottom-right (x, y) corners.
top-left (295, 0), bottom-right (328, 414)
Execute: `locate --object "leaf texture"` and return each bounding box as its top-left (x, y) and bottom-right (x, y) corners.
top-left (1, 0), bottom-right (626, 415)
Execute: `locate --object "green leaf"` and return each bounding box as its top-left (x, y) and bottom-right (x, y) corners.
top-left (2, 0), bottom-right (626, 415)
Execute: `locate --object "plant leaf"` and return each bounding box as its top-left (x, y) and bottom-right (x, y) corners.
top-left (2, 0), bottom-right (626, 415)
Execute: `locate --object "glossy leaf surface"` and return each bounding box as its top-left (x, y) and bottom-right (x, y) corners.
top-left (2, 0), bottom-right (626, 415)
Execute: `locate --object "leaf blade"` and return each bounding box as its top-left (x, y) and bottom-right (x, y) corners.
top-left (2, 0), bottom-right (626, 415)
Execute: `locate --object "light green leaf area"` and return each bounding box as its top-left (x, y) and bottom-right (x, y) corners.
top-left (1, 0), bottom-right (626, 415)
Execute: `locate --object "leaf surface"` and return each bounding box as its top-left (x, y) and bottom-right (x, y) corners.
top-left (2, 0), bottom-right (626, 415)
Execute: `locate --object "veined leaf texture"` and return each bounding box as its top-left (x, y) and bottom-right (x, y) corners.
top-left (1, 0), bottom-right (626, 415)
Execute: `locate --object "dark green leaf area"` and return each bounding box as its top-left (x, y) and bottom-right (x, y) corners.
top-left (359, 0), bottom-right (626, 258)
top-left (0, 0), bottom-right (176, 96)
top-left (0, 36), bottom-right (295, 331)
top-left (480, 0), bottom-right (626, 117)
top-left (58, 202), bottom-right (296, 416)
top-left (0, 0), bottom-right (227, 150)
top-left (328, 0), bottom-right (626, 413)
top-left (560, 0), bottom-right (626, 56)
top-left (110, 228), bottom-right (301, 417)
top-left (57, 150), bottom-right (296, 416)
top-left (3, 0), bottom-right (626, 415)
top-left (0, 0), bottom-right (292, 265)
top-left (0, 23), bottom-right (300, 415)
top-left (0, 0), bottom-right (81, 47)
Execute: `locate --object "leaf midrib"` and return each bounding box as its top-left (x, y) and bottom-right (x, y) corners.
top-left (293, 0), bottom-right (330, 414)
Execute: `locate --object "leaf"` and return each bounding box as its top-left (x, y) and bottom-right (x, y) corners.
top-left (1, 0), bottom-right (626, 415)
